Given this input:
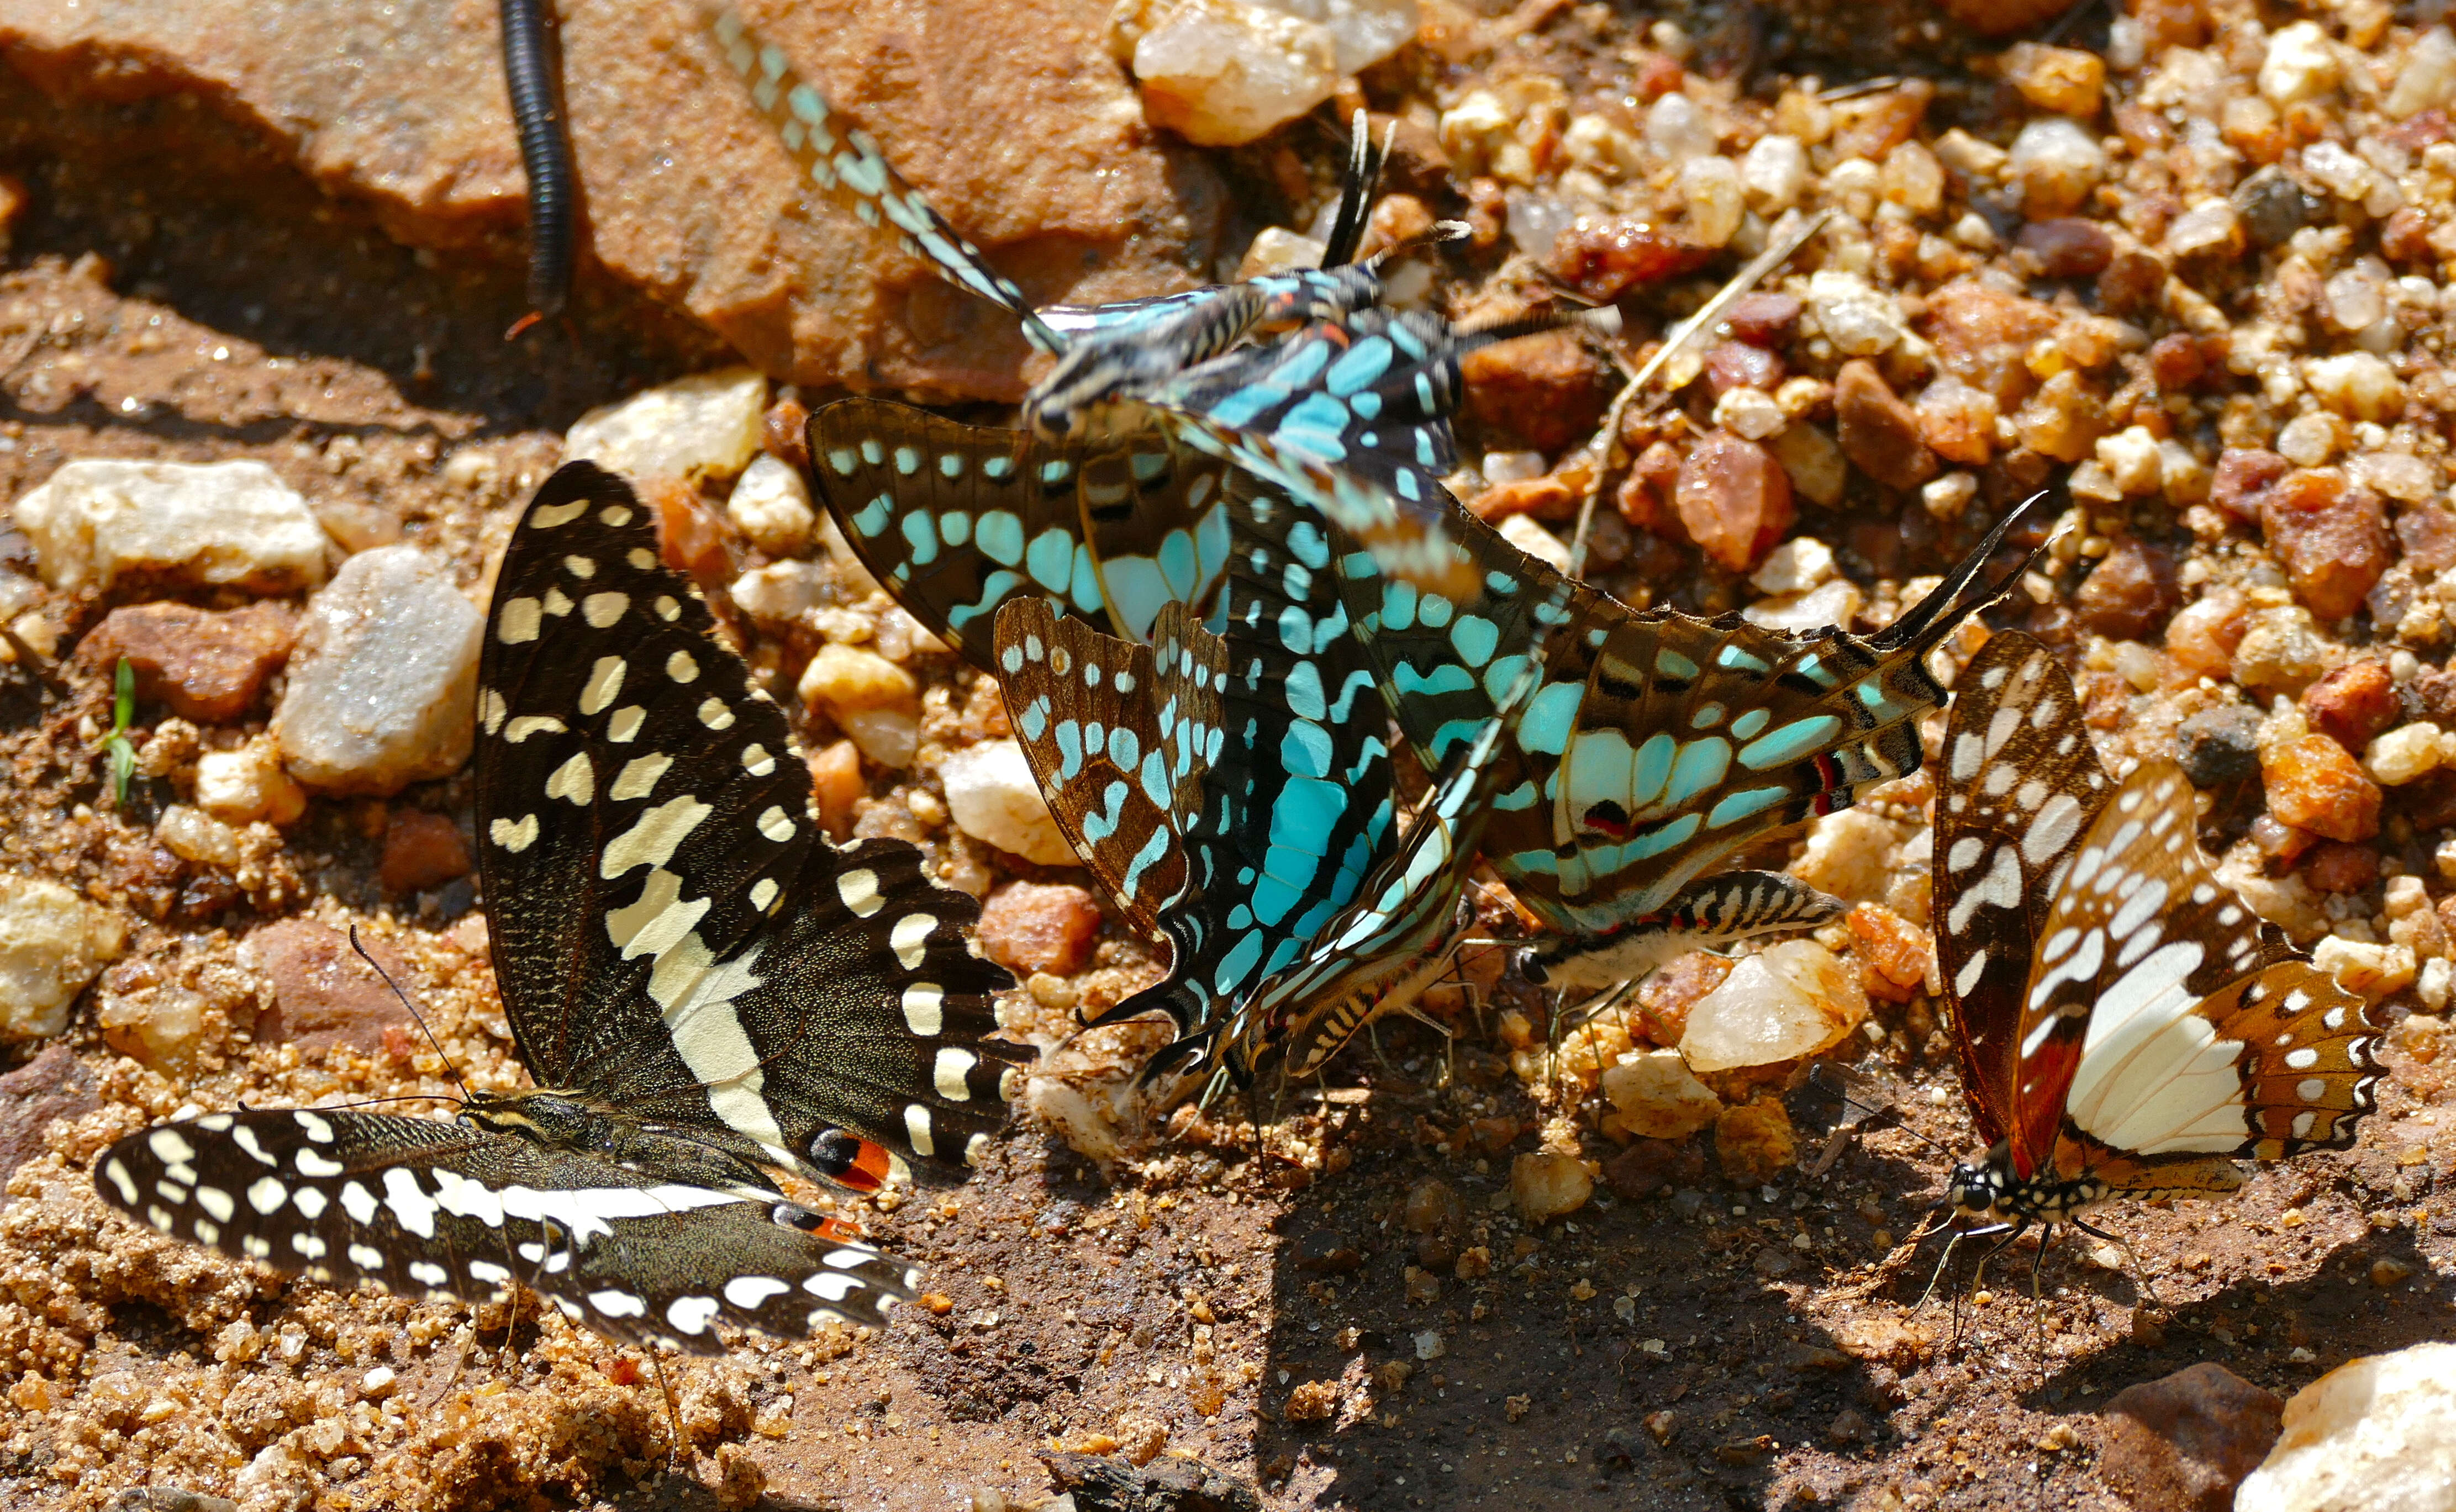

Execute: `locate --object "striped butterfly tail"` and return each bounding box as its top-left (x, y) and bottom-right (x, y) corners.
top-left (97, 1110), bottom-right (914, 1354)
top-left (474, 463), bottom-right (1026, 1188)
top-left (1518, 870), bottom-right (1847, 995)
top-left (807, 399), bottom-right (1236, 665)
top-left (1937, 631), bottom-right (2381, 1210)
top-left (703, 6), bottom-right (1062, 352)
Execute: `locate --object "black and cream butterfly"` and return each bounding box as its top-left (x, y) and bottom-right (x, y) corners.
top-left (95, 462), bottom-right (1030, 1352)
top-left (1933, 629), bottom-right (2382, 1234)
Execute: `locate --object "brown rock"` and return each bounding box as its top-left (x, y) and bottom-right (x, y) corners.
top-left (2074, 541), bottom-right (2181, 641)
top-left (1675, 432), bottom-right (1795, 573)
top-left (2211, 448), bottom-right (2291, 523)
top-left (2302, 661), bottom-right (2399, 754)
top-left (1714, 1099), bottom-right (1795, 1186)
top-left (76, 601), bottom-right (294, 724)
top-left (1846, 903), bottom-right (1931, 1004)
top-left (2260, 469), bottom-right (2391, 622)
top-left (378, 810), bottom-right (470, 896)
top-left (0, 1045), bottom-right (100, 1187)
top-left (1933, 0), bottom-right (2079, 38)
top-left (1923, 278), bottom-right (2060, 405)
top-left (1603, 1137), bottom-right (1705, 1199)
top-left (2149, 333), bottom-right (2207, 389)
top-left (2396, 504), bottom-right (2456, 575)
top-left (1700, 342), bottom-right (1783, 400)
top-left (1913, 379), bottom-right (1999, 465)
top-left (808, 739), bottom-right (864, 839)
top-left (2165, 589), bottom-right (2248, 680)
top-left (2262, 734), bottom-right (2383, 843)
top-left (1723, 292), bottom-right (1801, 347)
top-left (1470, 474), bottom-right (1580, 523)
top-left (1615, 440), bottom-right (1685, 537)
top-left (2015, 370), bottom-right (2110, 463)
top-left (974, 880), bottom-right (1101, 976)
top-left (1830, 81), bottom-right (1931, 161)
top-left (1462, 330), bottom-right (1610, 453)
top-left (1636, 951), bottom-right (1732, 1045)
top-left (1546, 216), bottom-right (1712, 303)
top-left (1834, 360), bottom-right (1937, 491)
top-left (2015, 218), bottom-right (2115, 277)
top-left (2097, 1363), bottom-right (2284, 1512)
top-left (2301, 840), bottom-right (2380, 894)
top-left (650, 476), bottom-right (739, 589)
top-left (1, 0), bottom-right (1222, 401)
top-left (238, 919), bottom-right (415, 1053)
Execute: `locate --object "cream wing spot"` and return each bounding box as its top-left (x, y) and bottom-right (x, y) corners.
top-left (546, 752), bottom-right (595, 806)
top-left (837, 869), bottom-right (883, 916)
top-left (667, 649), bottom-right (700, 684)
top-left (751, 878), bottom-right (780, 911)
top-left (756, 806), bottom-right (795, 842)
top-left (890, 913), bottom-right (935, 969)
top-left (934, 1048), bottom-right (979, 1101)
top-left (491, 815), bottom-right (540, 852)
top-left (609, 754), bottom-right (672, 802)
top-left (698, 697), bottom-right (736, 731)
top-left (608, 706), bottom-right (645, 743)
top-left (497, 598), bottom-right (542, 644)
top-left (742, 743), bottom-right (777, 776)
top-left (904, 1104), bottom-right (936, 1158)
top-left (582, 591), bottom-right (628, 627)
top-left (580, 657), bottom-right (626, 716)
top-left (902, 982), bottom-right (944, 1035)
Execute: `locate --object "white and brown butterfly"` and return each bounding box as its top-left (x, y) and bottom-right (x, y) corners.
top-left (1933, 630), bottom-right (2383, 1235)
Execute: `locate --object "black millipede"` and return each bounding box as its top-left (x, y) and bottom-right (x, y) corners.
top-left (499, 0), bottom-right (576, 327)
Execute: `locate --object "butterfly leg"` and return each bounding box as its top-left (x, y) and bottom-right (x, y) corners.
top-left (649, 1347), bottom-right (687, 1470)
top-left (2072, 1215), bottom-right (2164, 1313)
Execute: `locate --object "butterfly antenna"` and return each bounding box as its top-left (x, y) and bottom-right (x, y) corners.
top-left (347, 926), bottom-right (472, 1103)
top-left (2073, 1214), bottom-right (2164, 1312)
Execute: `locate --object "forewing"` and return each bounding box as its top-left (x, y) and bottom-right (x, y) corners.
top-left (706, 8), bottom-right (1056, 349)
top-left (1931, 630), bottom-right (2111, 1172)
top-left (95, 1111), bottom-right (914, 1354)
top-left (2038, 762), bottom-right (2381, 1166)
top-left (808, 399), bottom-right (1234, 664)
top-left (476, 463), bottom-right (1020, 1184)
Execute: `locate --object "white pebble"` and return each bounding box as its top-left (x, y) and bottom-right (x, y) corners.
top-left (0, 872), bottom-right (126, 1041)
top-left (1740, 134), bottom-right (1807, 211)
top-left (940, 741), bottom-right (1078, 866)
top-left (12, 459), bottom-right (329, 594)
top-left (1679, 941), bottom-right (1868, 1072)
top-left (2258, 20), bottom-right (2340, 107)
top-left (724, 455), bottom-right (816, 558)
top-left (271, 547), bottom-right (483, 795)
top-left (1114, 0), bottom-right (1337, 148)
top-left (564, 367), bottom-right (768, 485)
top-left (2238, 1343), bottom-right (2456, 1512)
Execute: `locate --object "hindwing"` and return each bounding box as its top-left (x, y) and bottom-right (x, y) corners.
top-left (97, 1110), bottom-right (911, 1354)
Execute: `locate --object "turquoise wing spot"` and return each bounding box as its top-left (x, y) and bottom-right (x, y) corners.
top-left (938, 452), bottom-right (965, 478)
top-left (1709, 786), bottom-right (1790, 828)
top-left (1730, 708), bottom-right (1771, 740)
top-left (1027, 527), bottom-right (1074, 591)
top-left (1101, 556), bottom-right (1171, 642)
top-left (1616, 812), bottom-right (1703, 864)
top-left (851, 493), bottom-right (893, 538)
top-left (945, 569), bottom-right (1024, 629)
top-left (1739, 714), bottom-right (1843, 770)
top-left (1325, 334), bottom-right (1394, 395)
top-left (941, 510), bottom-right (971, 546)
top-left (1716, 645), bottom-right (1772, 674)
top-left (1393, 662), bottom-right (1476, 699)
top-left (1281, 720), bottom-right (1334, 780)
top-left (1417, 593), bottom-right (1453, 629)
top-left (1284, 662), bottom-right (1327, 722)
top-left (1157, 528), bottom-right (1199, 600)
top-left (1662, 739), bottom-right (1732, 808)
top-left (1068, 542), bottom-right (1105, 615)
top-left (1563, 730), bottom-right (1637, 813)
top-left (1040, 459), bottom-right (1074, 485)
top-left (1690, 703), bottom-right (1726, 729)
top-left (1515, 681), bottom-right (1583, 757)
top-left (1480, 652), bottom-right (1532, 702)
top-left (1447, 614), bottom-right (1499, 668)
top-left (1485, 570), bottom-right (1520, 594)
top-left (1055, 720), bottom-right (1085, 780)
top-left (1137, 749), bottom-right (1171, 807)
top-left (1656, 648), bottom-right (1699, 679)
top-left (1119, 827), bottom-right (1174, 900)
top-left (860, 438), bottom-right (884, 466)
top-left (976, 510), bottom-right (1025, 566)
top-left (1854, 680), bottom-right (1902, 718)
top-left (893, 445), bottom-right (921, 475)
top-left (1626, 731), bottom-right (1677, 810)
top-left (983, 455), bottom-right (1015, 481)
top-left (1205, 383), bottom-right (1274, 432)
top-left (1211, 932), bottom-right (1266, 993)
top-left (1195, 504), bottom-right (1232, 586)
top-left (898, 509), bottom-right (940, 567)
top-left (1278, 393), bottom-right (1355, 461)
top-left (827, 447), bottom-right (858, 476)
top-left (1494, 780), bottom-right (1540, 811)
top-left (1380, 580), bottom-right (1420, 631)
top-left (1018, 699), bottom-right (1048, 741)
top-left (1794, 653), bottom-right (1838, 688)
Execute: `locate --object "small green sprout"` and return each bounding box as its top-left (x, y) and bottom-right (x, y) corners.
top-left (102, 658), bottom-right (136, 808)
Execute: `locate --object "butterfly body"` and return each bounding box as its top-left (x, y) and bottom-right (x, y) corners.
top-left (1933, 631), bottom-right (2381, 1234)
top-left (96, 463), bottom-right (1028, 1352)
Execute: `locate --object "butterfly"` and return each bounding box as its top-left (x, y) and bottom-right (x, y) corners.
top-left (1931, 628), bottom-right (2383, 1236)
top-left (703, 3), bottom-right (1517, 594)
top-left (94, 462), bottom-right (1031, 1352)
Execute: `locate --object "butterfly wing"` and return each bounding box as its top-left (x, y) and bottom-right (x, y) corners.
top-left (2032, 760), bottom-right (2380, 1177)
top-left (475, 463), bottom-right (1024, 1187)
top-left (994, 595), bottom-right (1214, 940)
top-left (96, 1110), bottom-right (914, 1353)
top-left (808, 399), bottom-right (1236, 664)
top-left (1931, 630), bottom-right (2112, 1174)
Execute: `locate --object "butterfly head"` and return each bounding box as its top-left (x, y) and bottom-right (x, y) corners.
top-left (1023, 345), bottom-right (1173, 442)
top-left (1947, 1142), bottom-right (2107, 1229)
